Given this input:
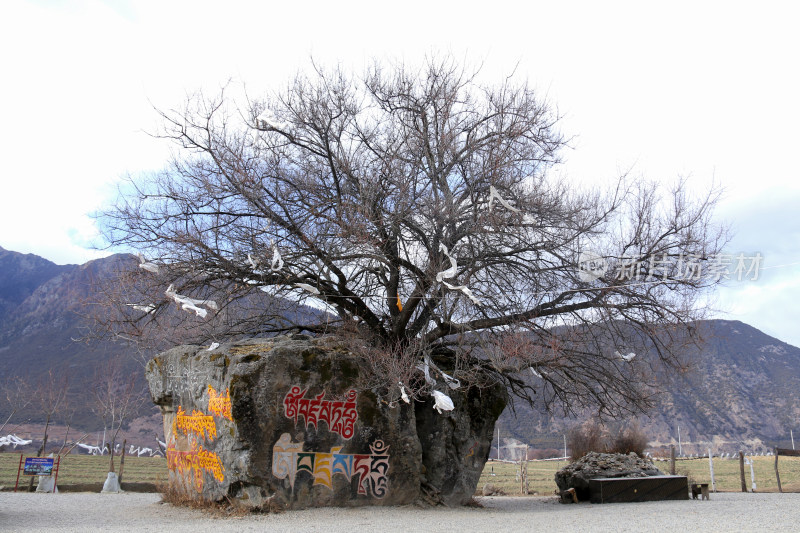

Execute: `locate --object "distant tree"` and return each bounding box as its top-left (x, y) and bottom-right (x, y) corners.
top-left (567, 420), bottom-right (608, 461)
top-left (566, 420), bottom-right (649, 460)
top-left (609, 423), bottom-right (649, 456)
top-left (92, 355), bottom-right (147, 473)
top-left (99, 55), bottom-right (727, 417)
top-left (0, 375), bottom-right (32, 435)
top-left (33, 369), bottom-right (69, 457)
top-left (24, 369), bottom-right (69, 490)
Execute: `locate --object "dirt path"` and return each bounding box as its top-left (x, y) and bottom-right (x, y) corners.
top-left (1, 492), bottom-right (799, 532)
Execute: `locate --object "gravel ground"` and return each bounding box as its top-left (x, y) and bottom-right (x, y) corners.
top-left (2, 492), bottom-right (799, 532)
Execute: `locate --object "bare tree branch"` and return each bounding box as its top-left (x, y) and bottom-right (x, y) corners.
top-left (96, 55), bottom-right (729, 417)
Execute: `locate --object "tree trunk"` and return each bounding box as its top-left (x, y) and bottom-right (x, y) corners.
top-left (108, 441), bottom-right (115, 472)
top-left (57, 422), bottom-right (72, 456)
top-left (0, 410), bottom-right (16, 434)
top-left (739, 451), bottom-right (747, 492)
top-left (108, 427), bottom-right (122, 473)
top-left (29, 413), bottom-right (51, 491)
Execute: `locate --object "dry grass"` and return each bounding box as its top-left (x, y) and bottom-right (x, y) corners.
top-left (0, 452), bottom-right (167, 489)
top-left (661, 455), bottom-right (800, 493)
top-left (157, 482), bottom-right (275, 517)
top-left (463, 496), bottom-right (484, 507)
top-left (160, 483), bottom-right (284, 516)
top-left (5, 451), bottom-right (799, 500)
top-left (477, 455), bottom-right (800, 496)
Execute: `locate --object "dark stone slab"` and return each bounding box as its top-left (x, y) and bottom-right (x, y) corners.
top-left (589, 475), bottom-right (689, 503)
top-left (555, 452), bottom-right (664, 501)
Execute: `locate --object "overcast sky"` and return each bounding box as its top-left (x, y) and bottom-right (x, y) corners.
top-left (1, 0), bottom-right (798, 345)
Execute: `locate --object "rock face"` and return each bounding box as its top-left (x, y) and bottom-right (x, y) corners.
top-left (415, 381), bottom-right (506, 506)
top-left (555, 452), bottom-right (663, 501)
top-left (145, 336), bottom-right (506, 509)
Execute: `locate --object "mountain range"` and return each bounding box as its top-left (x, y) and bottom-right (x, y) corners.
top-left (496, 318), bottom-right (800, 456)
top-left (1, 246), bottom-right (798, 455)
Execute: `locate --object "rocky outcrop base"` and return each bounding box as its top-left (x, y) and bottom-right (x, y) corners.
top-left (146, 336), bottom-right (506, 509)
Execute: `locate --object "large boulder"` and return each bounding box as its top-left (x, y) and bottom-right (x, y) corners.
top-left (145, 335), bottom-right (506, 509)
top-left (415, 380), bottom-right (506, 506)
top-left (555, 452), bottom-right (663, 501)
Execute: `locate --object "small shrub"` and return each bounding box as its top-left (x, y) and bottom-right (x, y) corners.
top-left (608, 423), bottom-right (649, 456)
top-left (567, 421), bottom-right (650, 461)
top-left (566, 420), bottom-right (607, 461)
top-left (527, 448), bottom-right (562, 460)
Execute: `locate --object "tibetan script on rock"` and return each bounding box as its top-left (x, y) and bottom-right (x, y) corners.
top-left (167, 439), bottom-right (225, 492)
top-left (207, 385), bottom-right (232, 421)
top-left (272, 433), bottom-right (389, 498)
top-left (283, 386), bottom-right (358, 439)
top-left (172, 406), bottom-right (217, 441)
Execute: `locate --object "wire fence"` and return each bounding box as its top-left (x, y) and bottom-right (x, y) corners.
top-left (477, 454), bottom-right (800, 497)
top-left (4, 450), bottom-right (798, 497)
top-left (0, 452), bottom-right (167, 490)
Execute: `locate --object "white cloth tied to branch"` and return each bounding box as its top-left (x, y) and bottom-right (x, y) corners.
top-left (416, 354), bottom-right (436, 386)
top-left (615, 350), bottom-right (636, 362)
top-left (432, 390), bottom-right (455, 414)
top-left (435, 244), bottom-right (480, 305)
top-left (77, 443), bottom-right (103, 455)
top-left (271, 246), bottom-right (284, 272)
top-left (256, 109), bottom-right (291, 130)
top-left (488, 185), bottom-right (521, 213)
top-left (399, 382), bottom-right (410, 404)
top-left (441, 281), bottom-right (480, 305)
top-left (181, 303), bottom-right (207, 318)
top-left (0, 434), bottom-right (31, 448)
top-left (128, 445), bottom-right (155, 457)
top-left (137, 253), bottom-right (160, 273)
top-left (125, 303), bottom-right (155, 314)
top-left (439, 368), bottom-right (461, 390)
top-left (416, 354), bottom-right (461, 390)
top-left (436, 243), bottom-right (459, 282)
top-left (165, 284), bottom-right (218, 318)
top-left (294, 283), bottom-right (320, 295)
top-left (248, 246), bottom-right (283, 273)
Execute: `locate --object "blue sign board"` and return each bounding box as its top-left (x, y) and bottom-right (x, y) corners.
top-left (23, 457), bottom-right (55, 476)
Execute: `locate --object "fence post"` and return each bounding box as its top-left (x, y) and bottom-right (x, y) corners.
top-left (739, 451), bottom-right (747, 492)
top-left (708, 448), bottom-right (716, 493)
top-left (670, 445), bottom-right (676, 475)
top-left (13, 453), bottom-right (23, 492)
top-left (774, 447), bottom-right (783, 493)
top-left (524, 445), bottom-right (529, 495)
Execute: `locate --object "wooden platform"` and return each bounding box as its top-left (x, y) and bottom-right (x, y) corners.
top-left (589, 475), bottom-right (689, 503)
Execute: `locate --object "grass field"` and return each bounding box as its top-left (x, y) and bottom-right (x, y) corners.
top-left (478, 455), bottom-right (800, 496)
top-left (0, 452), bottom-right (167, 490)
top-left (3, 451), bottom-right (800, 495)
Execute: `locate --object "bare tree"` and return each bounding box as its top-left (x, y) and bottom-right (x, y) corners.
top-left (33, 369), bottom-right (69, 457)
top-left (24, 369), bottom-right (69, 490)
top-left (0, 375), bottom-right (32, 435)
top-left (92, 355), bottom-right (147, 473)
top-left (98, 56), bottom-right (727, 417)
